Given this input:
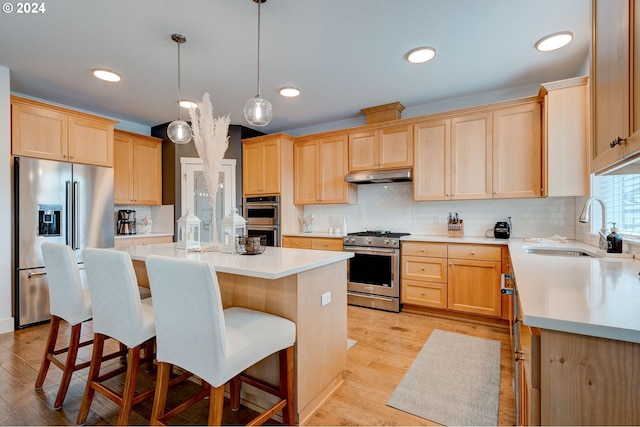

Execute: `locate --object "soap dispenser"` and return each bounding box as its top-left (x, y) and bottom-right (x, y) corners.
top-left (606, 222), bottom-right (623, 253)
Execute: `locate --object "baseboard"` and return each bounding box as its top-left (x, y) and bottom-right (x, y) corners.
top-left (0, 316), bottom-right (14, 335)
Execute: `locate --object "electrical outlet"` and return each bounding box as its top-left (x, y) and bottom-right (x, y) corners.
top-left (321, 291), bottom-right (331, 306)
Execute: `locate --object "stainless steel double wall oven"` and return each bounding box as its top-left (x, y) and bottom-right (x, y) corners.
top-left (243, 195), bottom-right (280, 246)
top-left (343, 231), bottom-right (409, 312)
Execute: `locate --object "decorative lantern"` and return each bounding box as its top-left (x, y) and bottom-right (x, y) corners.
top-left (176, 209), bottom-right (202, 251)
top-left (220, 208), bottom-right (247, 254)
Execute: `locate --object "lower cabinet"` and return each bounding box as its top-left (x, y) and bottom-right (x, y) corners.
top-left (447, 245), bottom-right (502, 317)
top-left (282, 236), bottom-right (343, 251)
top-left (114, 235), bottom-right (173, 248)
top-left (401, 241), bottom-right (503, 318)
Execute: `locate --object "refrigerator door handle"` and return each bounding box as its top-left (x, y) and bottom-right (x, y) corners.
top-left (66, 180), bottom-right (73, 246)
top-left (28, 270), bottom-right (47, 278)
top-left (73, 181), bottom-right (80, 250)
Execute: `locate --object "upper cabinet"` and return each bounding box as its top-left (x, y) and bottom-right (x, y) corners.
top-left (591, 0), bottom-right (640, 173)
top-left (294, 133), bottom-right (356, 204)
top-left (114, 130), bottom-right (162, 205)
top-left (348, 124), bottom-right (412, 171)
top-left (242, 133), bottom-right (294, 196)
top-left (540, 76), bottom-right (590, 197)
top-left (11, 96), bottom-right (117, 167)
top-left (413, 101), bottom-right (541, 202)
top-left (492, 102), bottom-right (541, 199)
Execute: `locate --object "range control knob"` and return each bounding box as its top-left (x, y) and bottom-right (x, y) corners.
top-left (366, 238), bottom-right (372, 244)
top-left (390, 239), bottom-right (397, 245)
top-left (383, 239), bottom-right (390, 245)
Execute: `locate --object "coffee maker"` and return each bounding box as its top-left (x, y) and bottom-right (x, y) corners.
top-left (117, 209), bottom-right (136, 235)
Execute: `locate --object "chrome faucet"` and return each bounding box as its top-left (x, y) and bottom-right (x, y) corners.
top-left (579, 197), bottom-right (608, 251)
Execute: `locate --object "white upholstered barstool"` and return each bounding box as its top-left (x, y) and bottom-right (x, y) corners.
top-left (144, 255), bottom-right (296, 426)
top-left (76, 247), bottom-right (156, 426)
top-left (35, 242), bottom-right (125, 409)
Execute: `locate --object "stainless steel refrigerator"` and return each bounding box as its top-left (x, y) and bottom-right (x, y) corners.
top-left (14, 157), bottom-right (114, 329)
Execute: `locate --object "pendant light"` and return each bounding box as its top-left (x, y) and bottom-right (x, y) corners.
top-left (167, 33), bottom-right (193, 144)
top-left (244, 0), bottom-right (273, 127)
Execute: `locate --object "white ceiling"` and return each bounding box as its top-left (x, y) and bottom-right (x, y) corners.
top-left (0, 0), bottom-right (591, 134)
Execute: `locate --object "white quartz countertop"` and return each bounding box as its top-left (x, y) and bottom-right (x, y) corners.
top-left (115, 232), bottom-right (174, 239)
top-left (401, 235), bottom-right (509, 245)
top-left (508, 239), bottom-right (640, 343)
top-left (118, 242), bottom-right (353, 280)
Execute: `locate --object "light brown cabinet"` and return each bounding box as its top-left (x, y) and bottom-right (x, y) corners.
top-left (294, 134), bottom-right (355, 204)
top-left (447, 245), bottom-right (502, 317)
top-left (348, 124), bottom-right (412, 171)
top-left (401, 242), bottom-right (503, 318)
top-left (492, 102), bottom-right (541, 198)
top-left (243, 134), bottom-right (294, 196)
top-left (414, 103), bottom-right (540, 202)
top-left (113, 235), bottom-right (173, 248)
top-left (401, 242), bottom-right (448, 309)
top-left (540, 76), bottom-right (590, 197)
top-left (591, 0), bottom-right (640, 173)
top-left (282, 236), bottom-right (343, 251)
top-left (413, 113), bottom-right (492, 201)
top-left (114, 130), bottom-right (162, 205)
top-left (11, 95), bottom-right (116, 167)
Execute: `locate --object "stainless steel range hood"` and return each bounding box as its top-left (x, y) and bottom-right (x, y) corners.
top-left (344, 168), bottom-right (412, 184)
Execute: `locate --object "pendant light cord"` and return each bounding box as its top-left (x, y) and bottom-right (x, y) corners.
top-left (256, 0), bottom-right (262, 97)
top-left (177, 38), bottom-right (183, 120)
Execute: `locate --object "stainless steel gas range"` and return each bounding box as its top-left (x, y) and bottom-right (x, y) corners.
top-left (342, 231), bottom-right (410, 312)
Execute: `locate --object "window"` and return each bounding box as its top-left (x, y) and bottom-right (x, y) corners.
top-left (591, 173), bottom-right (640, 236)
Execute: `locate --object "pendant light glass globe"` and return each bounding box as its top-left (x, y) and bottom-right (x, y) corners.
top-left (244, 95), bottom-right (273, 127)
top-left (167, 119), bottom-right (193, 144)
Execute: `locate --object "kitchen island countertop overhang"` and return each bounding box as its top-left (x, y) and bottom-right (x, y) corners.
top-left (119, 242), bottom-right (354, 280)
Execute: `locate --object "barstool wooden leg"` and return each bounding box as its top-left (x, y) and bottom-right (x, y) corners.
top-left (280, 346), bottom-right (295, 426)
top-left (230, 376), bottom-right (241, 411)
top-left (117, 346), bottom-right (141, 426)
top-left (35, 315), bottom-right (60, 389)
top-left (207, 385), bottom-right (225, 426)
top-left (53, 322), bottom-right (82, 409)
top-left (150, 362), bottom-right (171, 425)
top-left (77, 333), bottom-right (106, 425)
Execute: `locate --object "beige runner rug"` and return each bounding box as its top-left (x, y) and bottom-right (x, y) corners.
top-left (387, 329), bottom-right (501, 426)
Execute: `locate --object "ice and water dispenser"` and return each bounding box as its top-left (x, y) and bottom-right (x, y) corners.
top-left (37, 204), bottom-right (61, 236)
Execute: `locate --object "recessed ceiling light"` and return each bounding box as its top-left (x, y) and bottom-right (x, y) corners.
top-left (535, 31), bottom-right (573, 52)
top-left (279, 86), bottom-right (301, 97)
top-left (406, 47), bottom-right (436, 64)
top-left (179, 99), bottom-right (198, 109)
top-left (92, 68), bottom-right (121, 82)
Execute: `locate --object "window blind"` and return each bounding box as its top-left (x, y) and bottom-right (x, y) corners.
top-left (592, 173), bottom-right (640, 236)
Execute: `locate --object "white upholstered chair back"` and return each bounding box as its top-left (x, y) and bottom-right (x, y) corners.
top-left (145, 255), bottom-right (227, 383)
top-left (82, 247), bottom-right (150, 348)
top-left (41, 242), bottom-right (91, 325)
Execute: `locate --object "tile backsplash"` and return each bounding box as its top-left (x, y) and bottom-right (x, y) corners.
top-left (113, 204), bottom-right (174, 234)
top-left (302, 182), bottom-right (582, 240)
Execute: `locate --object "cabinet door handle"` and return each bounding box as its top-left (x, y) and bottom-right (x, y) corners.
top-left (471, 251), bottom-right (476, 255)
top-left (610, 136), bottom-right (627, 148)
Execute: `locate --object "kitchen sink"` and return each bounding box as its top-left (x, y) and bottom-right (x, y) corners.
top-left (523, 247), bottom-right (599, 258)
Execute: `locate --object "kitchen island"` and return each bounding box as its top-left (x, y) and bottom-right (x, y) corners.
top-left (118, 242), bottom-right (354, 425)
top-left (508, 239), bottom-right (640, 425)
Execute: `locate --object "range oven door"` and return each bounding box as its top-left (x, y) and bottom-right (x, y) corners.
top-left (345, 246), bottom-right (399, 298)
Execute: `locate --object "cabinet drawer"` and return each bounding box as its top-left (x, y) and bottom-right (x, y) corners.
top-left (311, 238), bottom-right (343, 251)
top-left (402, 279), bottom-right (447, 309)
top-left (282, 236), bottom-right (312, 249)
top-left (402, 242), bottom-right (447, 258)
top-left (447, 244), bottom-right (501, 261)
top-left (402, 256), bottom-right (447, 282)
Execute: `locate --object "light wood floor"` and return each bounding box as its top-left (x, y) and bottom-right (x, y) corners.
top-left (0, 305), bottom-right (515, 425)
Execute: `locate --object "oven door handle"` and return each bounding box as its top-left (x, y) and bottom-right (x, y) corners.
top-left (345, 247), bottom-right (397, 255)
top-left (347, 291), bottom-right (395, 302)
